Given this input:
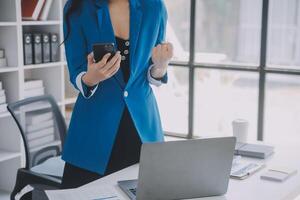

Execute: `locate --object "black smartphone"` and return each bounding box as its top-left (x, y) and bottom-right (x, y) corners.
top-left (93, 43), bottom-right (116, 62)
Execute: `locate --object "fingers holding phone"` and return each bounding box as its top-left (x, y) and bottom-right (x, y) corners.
top-left (95, 51), bottom-right (121, 78)
top-left (82, 51), bottom-right (121, 87)
top-left (95, 52), bottom-right (112, 68)
top-left (101, 52), bottom-right (122, 77)
top-left (98, 51), bottom-right (121, 72)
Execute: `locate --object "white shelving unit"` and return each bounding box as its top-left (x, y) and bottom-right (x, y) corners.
top-left (0, 0), bottom-right (76, 198)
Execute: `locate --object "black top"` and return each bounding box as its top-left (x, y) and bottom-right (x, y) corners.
top-left (105, 36), bottom-right (142, 174)
top-left (116, 36), bottom-right (130, 83)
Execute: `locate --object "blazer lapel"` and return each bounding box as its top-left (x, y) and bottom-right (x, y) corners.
top-left (96, 1), bottom-right (125, 88)
top-left (129, 0), bottom-right (143, 77)
top-left (96, 6), bottom-right (104, 36)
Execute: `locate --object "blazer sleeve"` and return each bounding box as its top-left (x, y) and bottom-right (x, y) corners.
top-left (155, 1), bottom-right (168, 46)
top-left (148, 1), bottom-right (169, 86)
top-left (63, 5), bottom-right (97, 98)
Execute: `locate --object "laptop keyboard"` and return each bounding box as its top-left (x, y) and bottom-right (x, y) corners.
top-left (129, 188), bottom-right (137, 196)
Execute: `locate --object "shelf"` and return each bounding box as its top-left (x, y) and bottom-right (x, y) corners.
top-left (0, 22), bottom-right (16, 26)
top-left (0, 110), bottom-right (20, 119)
top-left (22, 20), bottom-right (61, 26)
top-left (23, 62), bottom-right (63, 70)
top-left (0, 0), bottom-right (66, 193)
top-left (0, 67), bottom-right (19, 73)
top-left (0, 189), bottom-right (9, 200)
top-left (0, 26), bottom-right (19, 67)
top-left (0, 150), bottom-right (21, 162)
top-left (0, 112), bottom-right (10, 119)
top-left (30, 140), bottom-right (61, 153)
top-left (0, 0), bottom-right (16, 23)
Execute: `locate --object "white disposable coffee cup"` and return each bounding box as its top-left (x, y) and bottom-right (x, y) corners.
top-left (232, 119), bottom-right (249, 143)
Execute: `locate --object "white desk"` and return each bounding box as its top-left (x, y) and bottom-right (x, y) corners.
top-left (79, 143), bottom-right (300, 200)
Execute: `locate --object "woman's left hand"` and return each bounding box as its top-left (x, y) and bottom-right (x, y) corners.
top-left (151, 42), bottom-right (174, 79)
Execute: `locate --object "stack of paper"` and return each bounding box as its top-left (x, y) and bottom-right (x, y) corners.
top-left (0, 81), bottom-right (7, 113)
top-left (26, 110), bottom-right (55, 149)
top-left (24, 79), bottom-right (45, 98)
top-left (235, 142), bottom-right (274, 159)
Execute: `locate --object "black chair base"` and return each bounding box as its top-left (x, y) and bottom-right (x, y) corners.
top-left (10, 168), bottom-right (61, 200)
top-left (7, 95), bottom-right (67, 200)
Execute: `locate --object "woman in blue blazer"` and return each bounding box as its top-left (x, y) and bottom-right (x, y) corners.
top-left (61, 0), bottom-right (173, 188)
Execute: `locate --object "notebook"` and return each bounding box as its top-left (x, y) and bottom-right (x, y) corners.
top-left (235, 142), bottom-right (274, 159)
top-left (261, 167), bottom-right (297, 182)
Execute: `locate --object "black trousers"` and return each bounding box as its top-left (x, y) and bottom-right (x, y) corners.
top-left (61, 107), bottom-right (142, 189)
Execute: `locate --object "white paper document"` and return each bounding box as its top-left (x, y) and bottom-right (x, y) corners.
top-left (45, 185), bottom-right (123, 200)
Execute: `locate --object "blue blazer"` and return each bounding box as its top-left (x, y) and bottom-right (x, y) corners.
top-left (62, 0), bottom-right (168, 174)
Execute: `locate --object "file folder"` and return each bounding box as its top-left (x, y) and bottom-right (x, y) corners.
top-left (42, 34), bottom-right (51, 63)
top-left (24, 33), bottom-right (33, 65)
top-left (33, 33), bottom-right (42, 64)
top-left (50, 33), bottom-right (59, 62)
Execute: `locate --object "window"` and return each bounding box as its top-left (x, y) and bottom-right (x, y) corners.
top-left (267, 0), bottom-right (300, 68)
top-left (152, 67), bottom-right (189, 136)
top-left (265, 74), bottom-right (300, 146)
top-left (165, 0), bottom-right (190, 62)
top-left (153, 0), bottom-right (300, 142)
top-left (195, 0), bottom-right (262, 65)
top-left (193, 69), bottom-right (258, 141)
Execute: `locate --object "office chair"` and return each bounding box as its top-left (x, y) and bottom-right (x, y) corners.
top-left (7, 95), bottom-right (67, 200)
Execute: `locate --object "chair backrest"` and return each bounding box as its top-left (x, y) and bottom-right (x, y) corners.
top-left (7, 95), bottom-right (67, 170)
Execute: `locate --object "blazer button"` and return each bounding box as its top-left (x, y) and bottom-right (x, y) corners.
top-left (124, 91), bottom-right (128, 98)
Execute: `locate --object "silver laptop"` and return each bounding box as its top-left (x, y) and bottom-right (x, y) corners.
top-left (118, 137), bottom-right (236, 200)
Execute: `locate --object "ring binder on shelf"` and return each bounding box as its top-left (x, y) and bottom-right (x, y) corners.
top-left (24, 33), bottom-right (33, 65)
top-left (33, 33), bottom-right (42, 64)
top-left (42, 34), bottom-right (51, 63)
top-left (50, 33), bottom-right (59, 62)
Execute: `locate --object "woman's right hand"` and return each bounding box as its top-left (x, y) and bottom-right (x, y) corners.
top-left (82, 51), bottom-right (122, 87)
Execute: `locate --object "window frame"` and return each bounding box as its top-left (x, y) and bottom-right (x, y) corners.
top-left (165, 0), bottom-right (300, 140)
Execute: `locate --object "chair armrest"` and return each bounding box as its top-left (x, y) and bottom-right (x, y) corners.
top-left (19, 168), bottom-right (61, 187)
top-left (32, 146), bottom-right (60, 167)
